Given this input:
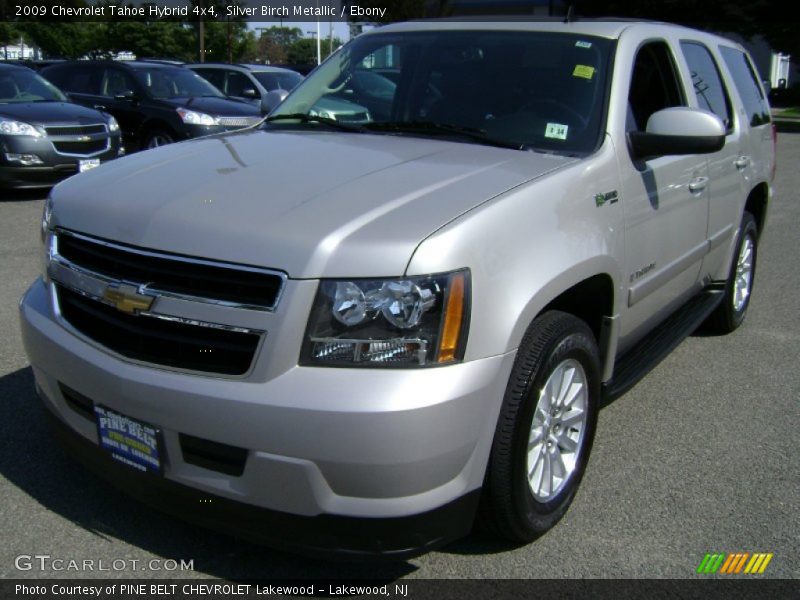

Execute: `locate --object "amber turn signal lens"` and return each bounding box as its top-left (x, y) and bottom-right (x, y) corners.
top-left (438, 272), bottom-right (465, 363)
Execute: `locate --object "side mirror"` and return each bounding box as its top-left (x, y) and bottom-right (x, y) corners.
top-left (241, 88), bottom-right (259, 99)
top-left (628, 107), bottom-right (725, 161)
top-left (114, 89), bottom-right (138, 102)
top-left (261, 89), bottom-right (288, 115)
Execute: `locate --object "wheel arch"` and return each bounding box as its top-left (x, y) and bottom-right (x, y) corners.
top-left (508, 259), bottom-right (621, 382)
top-left (744, 181), bottom-right (769, 238)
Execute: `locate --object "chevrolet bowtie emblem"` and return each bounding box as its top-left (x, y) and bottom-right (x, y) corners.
top-left (102, 284), bottom-right (153, 314)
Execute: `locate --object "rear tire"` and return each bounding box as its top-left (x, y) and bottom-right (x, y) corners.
top-left (706, 211), bottom-right (758, 334)
top-left (479, 311), bottom-right (600, 542)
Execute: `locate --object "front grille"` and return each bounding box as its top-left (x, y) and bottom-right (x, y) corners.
top-left (57, 231), bottom-right (283, 310)
top-left (44, 124), bottom-right (107, 136)
top-left (180, 433), bottom-right (248, 476)
top-left (216, 116), bottom-right (261, 127)
top-left (57, 286), bottom-right (260, 375)
top-left (53, 139), bottom-right (109, 155)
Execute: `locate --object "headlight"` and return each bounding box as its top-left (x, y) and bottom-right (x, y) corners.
top-left (107, 116), bottom-right (120, 132)
top-left (301, 270), bottom-right (469, 368)
top-left (176, 108), bottom-right (218, 126)
top-left (0, 118), bottom-right (42, 137)
top-left (41, 195), bottom-right (54, 282)
top-left (41, 195), bottom-right (53, 243)
top-left (309, 108), bottom-right (336, 120)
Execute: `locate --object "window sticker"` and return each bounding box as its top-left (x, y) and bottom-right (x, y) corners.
top-left (573, 65), bottom-right (595, 80)
top-left (545, 123), bottom-right (569, 140)
top-left (575, 41), bottom-right (592, 49)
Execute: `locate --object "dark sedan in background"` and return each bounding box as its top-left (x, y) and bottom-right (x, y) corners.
top-left (1, 63), bottom-right (122, 190)
top-left (41, 61), bottom-right (263, 150)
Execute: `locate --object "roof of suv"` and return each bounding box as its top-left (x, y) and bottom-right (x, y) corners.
top-left (186, 63), bottom-right (297, 74)
top-left (367, 18), bottom-right (724, 42)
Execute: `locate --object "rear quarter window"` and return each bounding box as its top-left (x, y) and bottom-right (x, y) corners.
top-left (719, 46), bottom-right (771, 127)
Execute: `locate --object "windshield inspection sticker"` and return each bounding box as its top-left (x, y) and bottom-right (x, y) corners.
top-left (575, 41), bottom-right (593, 49)
top-left (545, 123), bottom-right (569, 140)
top-left (573, 65), bottom-right (596, 80)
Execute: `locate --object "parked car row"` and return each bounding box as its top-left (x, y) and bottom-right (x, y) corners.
top-left (1, 59), bottom-right (295, 190)
top-left (2, 56), bottom-right (398, 190)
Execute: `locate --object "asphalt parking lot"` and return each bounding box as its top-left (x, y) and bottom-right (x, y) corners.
top-left (0, 135), bottom-right (797, 581)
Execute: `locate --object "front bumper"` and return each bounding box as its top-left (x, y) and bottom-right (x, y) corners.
top-left (20, 278), bottom-right (515, 557)
top-left (0, 134), bottom-right (122, 189)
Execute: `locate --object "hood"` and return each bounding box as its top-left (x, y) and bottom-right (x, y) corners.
top-left (0, 101), bottom-right (109, 126)
top-left (52, 129), bottom-right (575, 278)
top-left (158, 96), bottom-right (261, 116)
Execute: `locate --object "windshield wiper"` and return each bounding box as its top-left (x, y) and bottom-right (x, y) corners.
top-left (264, 113), bottom-right (366, 133)
top-left (363, 121), bottom-right (529, 150)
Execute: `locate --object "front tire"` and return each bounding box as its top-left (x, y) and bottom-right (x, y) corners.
top-left (143, 129), bottom-right (174, 150)
top-left (479, 311), bottom-right (600, 542)
top-left (706, 211), bottom-right (758, 333)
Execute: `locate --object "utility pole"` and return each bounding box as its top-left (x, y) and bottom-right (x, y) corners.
top-left (198, 0), bottom-right (206, 62)
top-left (316, 0), bottom-right (321, 65)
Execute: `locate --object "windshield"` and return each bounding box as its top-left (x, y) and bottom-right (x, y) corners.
top-left (0, 69), bottom-right (68, 104)
top-left (271, 30), bottom-right (613, 154)
top-left (134, 67), bottom-right (224, 99)
top-left (254, 71), bottom-right (303, 92)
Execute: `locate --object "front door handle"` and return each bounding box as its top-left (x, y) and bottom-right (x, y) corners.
top-left (93, 104), bottom-right (107, 111)
top-left (734, 155), bottom-right (750, 170)
top-left (688, 176), bottom-right (709, 193)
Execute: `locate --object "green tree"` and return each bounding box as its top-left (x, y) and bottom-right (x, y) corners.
top-left (255, 26), bottom-right (303, 64)
top-left (287, 37), bottom-right (343, 66)
top-left (103, 22), bottom-right (195, 60)
top-left (18, 23), bottom-right (106, 59)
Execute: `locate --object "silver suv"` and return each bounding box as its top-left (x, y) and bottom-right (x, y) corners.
top-left (21, 20), bottom-right (775, 559)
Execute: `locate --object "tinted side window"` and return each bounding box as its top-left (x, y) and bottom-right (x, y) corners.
top-left (44, 65), bottom-right (99, 95)
top-left (100, 68), bottom-right (137, 97)
top-left (194, 69), bottom-right (226, 91)
top-left (628, 42), bottom-right (685, 132)
top-left (720, 46), bottom-right (771, 127)
top-left (680, 41), bottom-right (732, 131)
top-left (227, 72), bottom-right (255, 97)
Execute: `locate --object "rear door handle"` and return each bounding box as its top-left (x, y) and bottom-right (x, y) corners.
top-left (688, 176), bottom-right (709, 193)
top-left (734, 156), bottom-right (750, 170)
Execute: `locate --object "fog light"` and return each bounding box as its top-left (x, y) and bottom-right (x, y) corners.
top-left (5, 153), bottom-right (44, 166)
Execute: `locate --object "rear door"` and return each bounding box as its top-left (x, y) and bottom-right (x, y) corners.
top-left (719, 46), bottom-right (775, 191)
top-left (677, 40), bottom-right (747, 281)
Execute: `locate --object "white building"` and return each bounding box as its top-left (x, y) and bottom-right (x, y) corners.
top-left (1, 42), bottom-right (39, 61)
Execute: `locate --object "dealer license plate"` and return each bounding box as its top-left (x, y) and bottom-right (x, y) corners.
top-left (79, 159), bottom-right (101, 172)
top-left (95, 405), bottom-right (163, 474)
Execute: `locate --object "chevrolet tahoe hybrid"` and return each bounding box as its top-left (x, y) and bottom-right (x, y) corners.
top-left (20, 20), bottom-right (775, 558)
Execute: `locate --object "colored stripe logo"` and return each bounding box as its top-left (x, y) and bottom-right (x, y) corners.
top-left (697, 552), bottom-right (773, 574)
